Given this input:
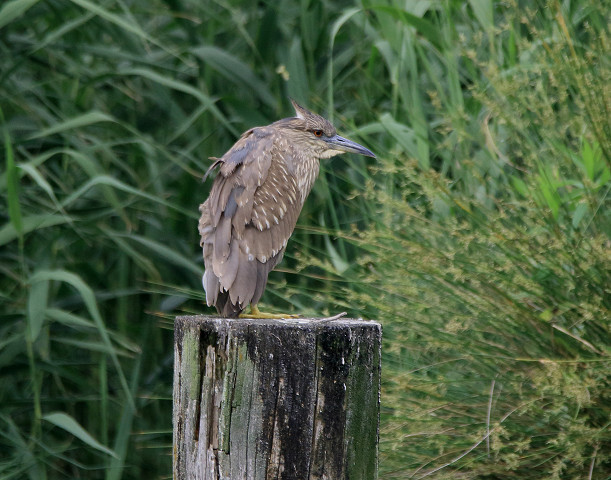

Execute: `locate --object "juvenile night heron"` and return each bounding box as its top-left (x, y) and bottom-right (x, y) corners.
top-left (199, 99), bottom-right (375, 318)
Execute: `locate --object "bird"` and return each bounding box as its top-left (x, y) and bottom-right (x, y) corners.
top-left (199, 99), bottom-right (375, 318)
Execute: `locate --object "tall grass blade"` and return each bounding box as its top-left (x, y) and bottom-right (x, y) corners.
top-left (192, 46), bottom-right (275, 107)
top-left (1, 107), bottom-right (22, 239)
top-left (27, 111), bottom-right (115, 139)
top-left (26, 278), bottom-right (48, 343)
top-left (42, 412), bottom-right (117, 458)
top-left (0, 0), bottom-right (39, 29)
top-left (0, 214), bottom-right (72, 247)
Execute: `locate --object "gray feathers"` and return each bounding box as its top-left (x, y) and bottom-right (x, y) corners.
top-left (199, 125), bottom-right (314, 317)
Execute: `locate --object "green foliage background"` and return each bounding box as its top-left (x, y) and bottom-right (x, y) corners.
top-left (1, 0), bottom-right (609, 478)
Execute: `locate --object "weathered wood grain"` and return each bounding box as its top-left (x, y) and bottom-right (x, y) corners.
top-left (173, 316), bottom-right (381, 480)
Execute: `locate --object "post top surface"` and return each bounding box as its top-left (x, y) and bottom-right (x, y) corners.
top-left (175, 314), bottom-right (381, 330)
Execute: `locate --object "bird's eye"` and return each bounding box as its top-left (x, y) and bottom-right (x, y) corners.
top-left (313, 129), bottom-right (323, 137)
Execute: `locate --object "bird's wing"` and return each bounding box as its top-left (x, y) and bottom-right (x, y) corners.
top-left (239, 146), bottom-right (301, 261)
top-left (201, 127), bottom-right (302, 307)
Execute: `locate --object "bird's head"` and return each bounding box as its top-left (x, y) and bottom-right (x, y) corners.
top-left (278, 99), bottom-right (375, 159)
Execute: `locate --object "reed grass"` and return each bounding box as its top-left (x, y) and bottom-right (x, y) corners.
top-left (1, 0), bottom-right (608, 478)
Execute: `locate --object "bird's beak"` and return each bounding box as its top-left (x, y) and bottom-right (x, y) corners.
top-left (325, 134), bottom-right (376, 158)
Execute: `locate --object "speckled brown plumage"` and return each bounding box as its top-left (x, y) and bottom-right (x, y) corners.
top-left (199, 100), bottom-right (375, 317)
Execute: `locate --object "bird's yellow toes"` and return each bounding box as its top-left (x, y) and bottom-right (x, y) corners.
top-left (239, 305), bottom-right (300, 319)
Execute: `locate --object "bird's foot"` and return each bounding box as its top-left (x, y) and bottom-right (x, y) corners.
top-left (239, 304), bottom-right (301, 319)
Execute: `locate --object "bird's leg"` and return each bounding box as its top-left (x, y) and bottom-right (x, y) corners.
top-left (239, 304), bottom-right (300, 319)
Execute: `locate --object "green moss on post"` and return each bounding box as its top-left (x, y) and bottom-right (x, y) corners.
top-left (173, 316), bottom-right (381, 480)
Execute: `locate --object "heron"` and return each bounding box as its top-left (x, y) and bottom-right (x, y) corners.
top-left (199, 99), bottom-right (375, 318)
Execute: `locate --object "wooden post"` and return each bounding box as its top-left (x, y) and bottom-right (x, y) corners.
top-left (173, 315), bottom-right (381, 480)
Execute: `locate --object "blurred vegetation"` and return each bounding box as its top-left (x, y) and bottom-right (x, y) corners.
top-left (0, 0), bottom-right (609, 478)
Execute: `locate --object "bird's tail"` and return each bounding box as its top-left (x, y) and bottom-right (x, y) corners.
top-left (215, 291), bottom-right (243, 318)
